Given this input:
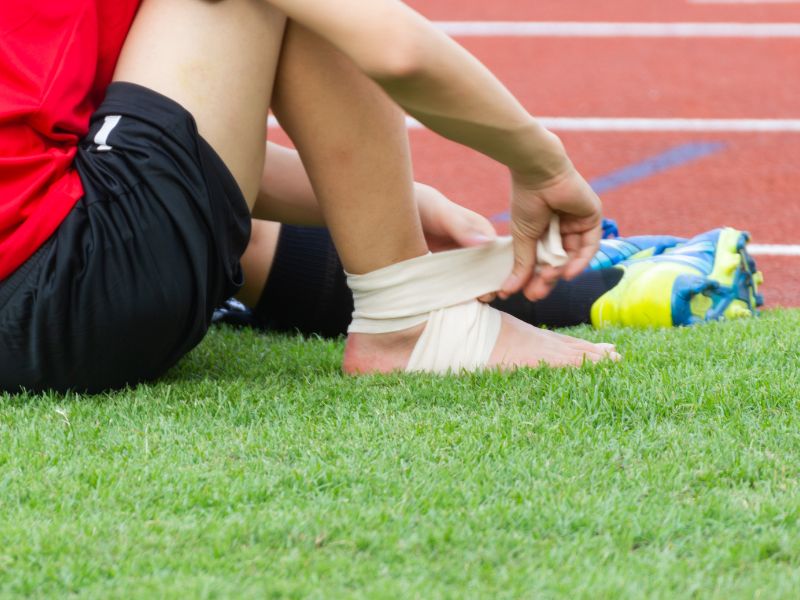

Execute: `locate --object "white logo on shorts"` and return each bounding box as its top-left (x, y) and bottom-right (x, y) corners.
top-left (93, 115), bottom-right (122, 152)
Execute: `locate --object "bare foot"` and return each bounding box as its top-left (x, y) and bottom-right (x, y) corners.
top-left (487, 312), bottom-right (621, 369)
top-left (342, 310), bottom-right (620, 374)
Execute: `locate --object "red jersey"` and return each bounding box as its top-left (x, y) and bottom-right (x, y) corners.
top-left (0, 1), bottom-right (140, 280)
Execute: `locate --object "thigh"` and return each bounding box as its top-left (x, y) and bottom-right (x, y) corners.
top-left (113, 0), bottom-right (287, 206)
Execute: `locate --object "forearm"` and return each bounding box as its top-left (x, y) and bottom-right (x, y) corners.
top-left (252, 142), bottom-right (325, 225)
top-left (264, 0), bottom-right (570, 181)
top-left (255, 143), bottom-right (476, 236)
top-left (376, 26), bottom-right (570, 181)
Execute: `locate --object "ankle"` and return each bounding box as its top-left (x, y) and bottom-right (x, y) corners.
top-left (342, 322), bottom-right (426, 374)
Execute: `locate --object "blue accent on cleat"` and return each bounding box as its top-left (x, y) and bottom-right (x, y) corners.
top-left (671, 274), bottom-right (721, 326)
top-left (661, 228), bottom-right (764, 324)
top-left (601, 218), bottom-right (620, 239)
top-left (592, 227), bottom-right (764, 329)
top-left (590, 235), bottom-right (686, 270)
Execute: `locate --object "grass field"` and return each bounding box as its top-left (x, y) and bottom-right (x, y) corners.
top-left (2, 310), bottom-right (800, 599)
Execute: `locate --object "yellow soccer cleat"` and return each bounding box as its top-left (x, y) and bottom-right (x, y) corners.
top-left (591, 228), bottom-right (763, 329)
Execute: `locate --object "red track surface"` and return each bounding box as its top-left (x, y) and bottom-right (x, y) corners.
top-left (458, 38), bottom-right (800, 118)
top-left (400, 0), bottom-right (800, 307)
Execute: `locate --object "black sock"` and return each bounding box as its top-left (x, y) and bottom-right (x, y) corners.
top-left (490, 267), bottom-right (624, 328)
top-left (253, 225), bottom-right (353, 338)
top-left (255, 226), bottom-right (623, 336)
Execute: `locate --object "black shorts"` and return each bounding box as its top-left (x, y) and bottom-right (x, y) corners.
top-left (0, 82), bottom-right (250, 394)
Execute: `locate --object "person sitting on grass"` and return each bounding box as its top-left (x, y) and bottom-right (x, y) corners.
top-left (215, 144), bottom-right (764, 337)
top-left (1, 0), bottom-right (622, 393)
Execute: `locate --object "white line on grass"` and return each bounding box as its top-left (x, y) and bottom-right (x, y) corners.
top-left (268, 116), bottom-right (800, 132)
top-left (434, 21), bottom-right (800, 38)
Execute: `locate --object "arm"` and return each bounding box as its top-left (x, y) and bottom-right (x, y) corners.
top-left (253, 142), bottom-right (326, 225)
top-left (264, 0), bottom-right (561, 177)
top-left (264, 0), bottom-right (602, 299)
top-left (256, 143), bottom-right (497, 249)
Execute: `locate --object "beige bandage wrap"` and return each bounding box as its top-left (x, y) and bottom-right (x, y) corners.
top-left (347, 217), bottom-right (568, 373)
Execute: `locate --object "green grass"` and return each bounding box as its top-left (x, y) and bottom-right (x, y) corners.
top-left (2, 309), bottom-right (800, 599)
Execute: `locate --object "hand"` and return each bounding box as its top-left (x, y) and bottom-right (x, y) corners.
top-left (501, 165), bottom-right (602, 301)
top-left (415, 183), bottom-right (497, 252)
top-left (415, 183), bottom-right (500, 302)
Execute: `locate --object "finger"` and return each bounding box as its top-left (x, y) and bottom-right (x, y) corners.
top-left (450, 209), bottom-right (497, 248)
top-left (501, 231), bottom-right (537, 297)
top-left (522, 264), bottom-right (562, 301)
top-left (522, 277), bottom-right (557, 302)
top-left (561, 229), bottom-right (601, 280)
top-left (478, 292), bottom-right (497, 303)
top-left (560, 229), bottom-right (582, 261)
top-left (562, 242), bottom-right (597, 279)
top-left (464, 208), bottom-right (497, 240)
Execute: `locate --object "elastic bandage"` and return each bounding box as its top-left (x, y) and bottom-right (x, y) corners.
top-left (347, 217), bottom-right (568, 373)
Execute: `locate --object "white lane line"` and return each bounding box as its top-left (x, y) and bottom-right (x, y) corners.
top-left (266, 115), bottom-right (800, 251)
top-left (750, 245), bottom-right (800, 256)
top-left (434, 21), bottom-right (800, 37)
top-left (268, 116), bottom-right (800, 132)
top-left (534, 118), bottom-right (800, 132)
top-left (690, 0), bottom-right (800, 4)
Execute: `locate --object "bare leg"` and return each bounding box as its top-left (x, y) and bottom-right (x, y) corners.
top-left (237, 219), bottom-right (281, 308)
top-left (252, 143), bottom-right (326, 225)
top-left (236, 220), bottom-right (619, 367)
top-left (269, 23), bottom-right (432, 369)
top-left (113, 0), bottom-right (287, 205)
top-left (267, 23), bottom-right (618, 371)
top-left (271, 23), bottom-right (427, 275)
top-left (115, 3), bottom-right (616, 371)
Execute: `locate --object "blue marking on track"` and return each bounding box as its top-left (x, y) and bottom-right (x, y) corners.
top-left (490, 140), bottom-right (727, 223)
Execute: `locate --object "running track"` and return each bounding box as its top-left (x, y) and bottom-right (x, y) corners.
top-left (405, 0), bottom-right (800, 307)
top-left (276, 1), bottom-right (800, 306)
